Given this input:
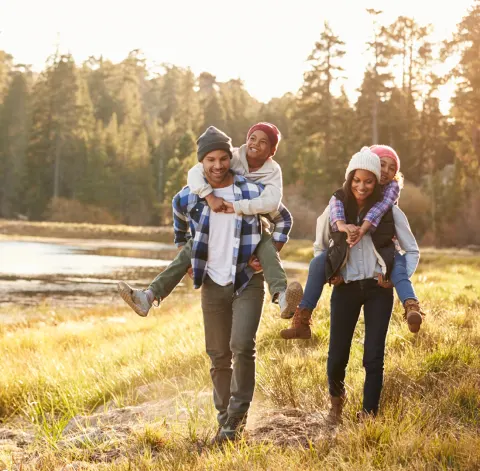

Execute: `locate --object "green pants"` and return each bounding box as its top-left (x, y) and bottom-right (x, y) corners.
top-left (148, 233), bottom-right (287, 300)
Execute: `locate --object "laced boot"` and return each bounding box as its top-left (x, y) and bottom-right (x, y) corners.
top-left (326, 395), bottom-right (346, 426)
top-left (211, 415), bottom-right (247, 445)
top-left (280, 307), bottom-right (313, 339)
top-left (404, 299), bottom-right (423, 333)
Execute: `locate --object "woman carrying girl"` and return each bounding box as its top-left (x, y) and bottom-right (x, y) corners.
top-left (287, 148), bottom-right (420, 421)
top-left (281, 145), bottom-right (423, 340)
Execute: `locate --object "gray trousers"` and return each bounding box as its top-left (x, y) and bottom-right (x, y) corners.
top-left (201, 273), bottom-right (265, 425)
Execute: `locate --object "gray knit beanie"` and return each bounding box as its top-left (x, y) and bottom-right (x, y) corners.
top-left (345, 146), bottom-right (381, 183)
top-left (196, 126), bottom-right (233, 162)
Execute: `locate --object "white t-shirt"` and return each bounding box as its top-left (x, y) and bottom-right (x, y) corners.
top-left (207, 185), bottom-right (236, 286)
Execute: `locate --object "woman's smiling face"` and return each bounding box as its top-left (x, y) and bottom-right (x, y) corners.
top-left (351, 169), bottom-right (377, 204)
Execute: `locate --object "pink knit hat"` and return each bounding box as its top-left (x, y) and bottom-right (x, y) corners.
top-left (369, 145), bottom-right (400, 173)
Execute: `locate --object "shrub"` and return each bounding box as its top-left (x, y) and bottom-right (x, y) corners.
top-left (44, 197), bottom-right (119, 225)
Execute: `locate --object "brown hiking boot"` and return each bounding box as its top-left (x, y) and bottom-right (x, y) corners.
top-left (326, 395), bottom-right (345, 426)
top-left (404, 299), bottom-right (423, 333)
top-left (280, 307), bottom-right (313, 340)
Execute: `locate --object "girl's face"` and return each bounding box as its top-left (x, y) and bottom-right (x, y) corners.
top-left (351, 169), bottom-right (377, 204)
top-left (380, 157), bottom-right (397, 185)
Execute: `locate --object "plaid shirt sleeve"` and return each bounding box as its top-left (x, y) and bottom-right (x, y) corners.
top-left (267, 203), bottom-right (292, 243)
top-left (172, 191), bottom-right (191, 247)
top-left (364, 181), bottom-right (400, 228)
top-left (329, 195), bottom-right (345, 232)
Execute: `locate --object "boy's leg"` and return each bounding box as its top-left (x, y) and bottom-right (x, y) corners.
top-left (255, 232), bottom-right (303, 319)
top-left (390, 252), bottom-right (423, 333)
top-left (255, 232), bottom-right (287, 297)
top-left (118, 239), bottom-right (192, 317)
top-left (148, 239), bottom-right (193, 300)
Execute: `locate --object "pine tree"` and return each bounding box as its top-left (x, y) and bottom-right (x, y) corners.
top-left (365, 9), bottom-right (396, 144)
top-left (25, 53), bottom-right (95, 218)
top-left (444, 0), bottom-right (480, 180)
top-left (0, 66), bottom-right (32, 217)
top-left (295, 21), bottom-right (346, 191)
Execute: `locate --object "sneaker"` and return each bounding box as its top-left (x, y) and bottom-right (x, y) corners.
top-left (117, 281), bottom-right (152, 317)
top-left (278, 281), bottom-right (304, 319)
top-left (211, 415), bottom-right (247, 445)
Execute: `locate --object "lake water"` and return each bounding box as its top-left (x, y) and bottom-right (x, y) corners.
top-left (0, 240), bottom-right (174, 276)
top-left (0, 238), bottom-right (308, 308)
top-left (0, 238), bottom-right (180, 307)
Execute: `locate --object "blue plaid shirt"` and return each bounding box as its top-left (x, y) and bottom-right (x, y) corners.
top-left (172, 174), bottom-right (292, 295)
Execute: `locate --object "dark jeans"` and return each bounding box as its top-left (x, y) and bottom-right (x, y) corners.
top-left (201, 273), bottom-right (265, 425)
top-left (327, 279), bottom-right (394, 415)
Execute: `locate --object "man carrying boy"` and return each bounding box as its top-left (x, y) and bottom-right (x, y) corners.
top-left (124, 127), bottom-right (293, 443)
top-left (119, 122), bottom-right (302, 319)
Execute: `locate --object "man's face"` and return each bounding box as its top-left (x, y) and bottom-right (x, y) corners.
top-left (246, 130), bottom-right (272, 162)
top-left (202, 149), bottom-right (231, 186)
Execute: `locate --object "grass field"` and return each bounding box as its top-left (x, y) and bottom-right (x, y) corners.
top-left (0, 249), bottom-right (479, 470)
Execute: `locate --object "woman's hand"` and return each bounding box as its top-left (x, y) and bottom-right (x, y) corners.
top-left (376, 273), bottom-right (393, 288)
top-left (348, 228), bottom-right (366, 247)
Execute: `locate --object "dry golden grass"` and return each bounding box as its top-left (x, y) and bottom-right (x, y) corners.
top-left (0, 252), bottom-right (479, 470)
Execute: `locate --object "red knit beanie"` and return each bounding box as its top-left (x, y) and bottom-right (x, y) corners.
top-left (369, 145), bottom-right (400, 173)
top-left (247, 122), bottom-right (282, 155)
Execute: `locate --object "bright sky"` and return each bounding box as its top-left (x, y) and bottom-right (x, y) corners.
top-left (0, 0), bottom-right (475, 112)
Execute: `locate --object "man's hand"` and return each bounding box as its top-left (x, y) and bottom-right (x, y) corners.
top-left (223, 201), bottom-right (235, 213)
top-left (187, 266), bottom-right (193, 279)
top-left (329, 275), bottom-right (344, 287)
top-left (248, 254), bottom-right (262, 272)
top-left (205, 193), bottom-right (226, 212)
top-left (273, 241), bottom-right (285, 252)
top-left (376, 273), bottom-right (393, 288)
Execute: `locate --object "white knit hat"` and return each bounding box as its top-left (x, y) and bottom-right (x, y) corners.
top-left (345, 146), bottom-right (381, 182)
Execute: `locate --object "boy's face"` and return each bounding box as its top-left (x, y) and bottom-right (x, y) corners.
top-left (202, 149), bottom-right (231, 187)
top-left (380, 157), bottom-right (397, 185)
top-left (246, 130), bottom-right (272, 162)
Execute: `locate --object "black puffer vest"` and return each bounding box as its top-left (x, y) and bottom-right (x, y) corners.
top-left (325, 189), bottom-right (396, 282)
